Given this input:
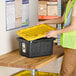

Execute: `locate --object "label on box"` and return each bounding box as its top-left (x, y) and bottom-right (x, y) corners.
top-left (23, 49), bottom-right (26, 53)
top-left (22, 43), bottom-right (26, 53)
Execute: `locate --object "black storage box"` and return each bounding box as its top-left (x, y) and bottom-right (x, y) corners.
top-left (17, 37), bottom-right (55, 58)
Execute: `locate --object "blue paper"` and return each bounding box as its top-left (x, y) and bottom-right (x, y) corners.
top-left (5, 0), bottom-right (15, 2)
top-left (22, 0), bottom-right (29, 4)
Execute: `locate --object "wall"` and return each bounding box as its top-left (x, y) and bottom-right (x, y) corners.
top-left (0, 0), bottom-right (38, 56)
top-left (0, 0), bottom-right (38, 76)
top-left (0, 0), bottom-right (18, 55)
top-left (29, 0), bottom-right (38, 26)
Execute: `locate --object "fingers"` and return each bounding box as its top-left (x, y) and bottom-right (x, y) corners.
top-left (45, 35), bottom-right (51, 38)
top-left (46, 35), bottom-right (51, 38)
top-left (45, 32), bottom-right (51, 38)
top-left (45, 30), bottom-right (58, 38)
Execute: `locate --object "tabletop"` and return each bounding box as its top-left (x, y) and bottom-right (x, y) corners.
top-left (0, 44), bottom-right (64, 69)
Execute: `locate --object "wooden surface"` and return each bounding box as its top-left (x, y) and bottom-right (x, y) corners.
top-left (0, 44), bottom-right (64, 69)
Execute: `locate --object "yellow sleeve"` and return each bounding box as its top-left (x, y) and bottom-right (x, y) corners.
top-left (72, 3), bottom-right (76, 16)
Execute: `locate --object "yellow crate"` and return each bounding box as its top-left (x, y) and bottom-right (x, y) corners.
top-left (13, 70), bottom-right (31, 76)
top-left (17, 24), bottom-right (56, 41)
top-left (12, 70), bottom-right (59, 76)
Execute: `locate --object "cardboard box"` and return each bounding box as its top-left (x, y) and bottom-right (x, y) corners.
top-left (38, 1), bottom-right (47, 16)
top-left (47, 2), bottom-right (58, 16)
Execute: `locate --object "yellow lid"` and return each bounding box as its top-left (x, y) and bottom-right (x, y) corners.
top-left (13, 70), bottom-right (59, 76)
top-left (17, 24), bottom-right (56, 41)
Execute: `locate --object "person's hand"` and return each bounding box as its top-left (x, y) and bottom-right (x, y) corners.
top-left (45, 30), bottom-right (58, 38)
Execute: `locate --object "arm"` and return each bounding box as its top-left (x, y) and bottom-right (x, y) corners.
top-left (39, 13), bottom-right (65, 24)
top-left (46, 16), bottom-right (76, 38)
top-left (46, 3), bottom-right (76, 38)
top-left (57, 17), bottom-right (76, 34)
top-left (57, 3), bottom-right (76, 34)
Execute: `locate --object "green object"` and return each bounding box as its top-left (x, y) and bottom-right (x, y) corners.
top-left (65, 0), bottom-right (76, 23)
top-left (61, 0), bottom-right (76, 49)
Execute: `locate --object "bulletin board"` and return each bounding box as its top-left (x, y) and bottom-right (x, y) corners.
top-left (5, 0), bottom-right (29, 31)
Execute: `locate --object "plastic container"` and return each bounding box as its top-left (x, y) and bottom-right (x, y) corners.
top-left (17, 24), bottom-right (56, 41)
top-left (17, 37), bottom-right (55, 58)
top-left (12, 70), bottom-right (59, 76)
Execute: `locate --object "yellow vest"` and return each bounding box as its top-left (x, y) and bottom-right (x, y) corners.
top-left (61, 0), bottom-right (76, 49)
